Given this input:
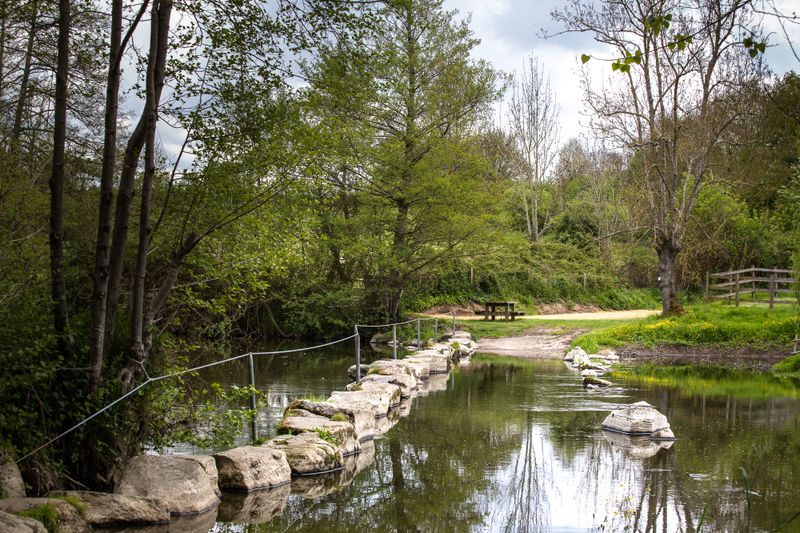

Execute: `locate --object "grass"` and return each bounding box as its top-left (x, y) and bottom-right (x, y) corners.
top-left (330, 413), bottom-right (349, 422)
top-left (461, 317), bottom-right (645, 340)
top-left (571, 303), bottom-right (799, 353)
top-left (52, 494), bottom-right (88, 517)
top-left (773, 354), bottom-right (800, 374)
top-left (610, 364), bottom-right (800, 399)
top-left (16, 505), bottom-right (59, 532)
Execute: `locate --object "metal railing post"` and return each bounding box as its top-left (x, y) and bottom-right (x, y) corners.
top-left (247, 353), bottom-right (258, 442)
top-left (392, 324), bottom-right (397, 359)
top-left (416, 318), bottom-right (421, 349)
top-left (355, 326), bottom-right (361, 381)
top-left (434, 318), bottom-right (438, 342)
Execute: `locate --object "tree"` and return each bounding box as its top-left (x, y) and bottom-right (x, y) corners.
top-left (507, 55), bottom-right (560, 242)
top-left (554, 0), bottom-right (763, 314)
top-left (349, 0), bottom-right (501, 318)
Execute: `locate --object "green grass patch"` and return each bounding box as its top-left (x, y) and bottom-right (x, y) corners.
top-left (52, 494), bottom-right (88, 517)
top-left (462, 317), bottom-right (644, 340)
top-left (330, 412), bottom-right (349, 422)
top-left (610, 364), bottom-right (800, 399)
top-left (572, 303), bottom-right (799, 353)
top-left (16, 505), bottom-right (60, 532)
top-left (773, 354), bottom-right (800, 374)
top-left (314, 428), bottom-right (339, 444)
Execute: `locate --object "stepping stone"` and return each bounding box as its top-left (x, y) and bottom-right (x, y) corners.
top-left (213, 446), bottom-right (291, 492)
top-left (601, 401), bottom-right (676, 440)
top-left (114, 455), bottom-right (220, 515)
top-left (262, 433), bottom-right (343, 476)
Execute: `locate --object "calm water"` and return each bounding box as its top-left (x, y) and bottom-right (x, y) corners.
top-left (161, 347), bottom-right (800, 532)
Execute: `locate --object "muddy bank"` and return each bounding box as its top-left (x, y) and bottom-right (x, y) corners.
top-left (617, 344), bottom-right (790, 371)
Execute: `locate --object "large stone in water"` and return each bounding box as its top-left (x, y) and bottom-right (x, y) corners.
top-left (0, 510), bottom-right (46, 532)
top-left (262, 433), bottom-right (343, 476)
top-left (0, 460), bottom-right (25, 498)
top-left (213, 446), bottom-right (291, 492)
top-left (49, 490), bottom-right (169, 526)
top-left (114, 455), bottom-right (221, 515)
top-left (0, 498), bottom-right (88, 533)
top-left (563, 346), bottom-right (587, 362)
top-left (601, 401), bottom-right (676, 439)
top-left (343, 381), bottom-right (402, 409)
top-left (407, 353), bottom-right (450, 373)
top-left (331, 388), bottom-right (392, 417)
top-left (287, 400), bottom-right (375, 442)
top-left (360, 368), bottom-right (417, 398)
top-left (277, 415), bottom-right (360, 456)
top-left (347, 364), bottom-right (371, 381)
top-left (216, 483), bottom-right (290, 524)
top-left (371, 358), bottom-right (431, 381)
top-left (583, 376), bottom-right (613, 388)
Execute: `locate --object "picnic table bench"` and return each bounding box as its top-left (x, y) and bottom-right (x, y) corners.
top-left (473, 301), bottom-right (524, 320)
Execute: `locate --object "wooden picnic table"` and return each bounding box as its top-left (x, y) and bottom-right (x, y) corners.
top-left (482, 301), bottom-right (518, 321)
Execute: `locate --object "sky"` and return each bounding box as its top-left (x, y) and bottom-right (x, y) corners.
top-left (150, 0), bottom-right (800, 167)
top-left (443, 0), bottom-right (800, 146)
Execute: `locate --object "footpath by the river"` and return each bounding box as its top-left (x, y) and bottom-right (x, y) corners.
top-left (424, 309), bottom-right (659, 359)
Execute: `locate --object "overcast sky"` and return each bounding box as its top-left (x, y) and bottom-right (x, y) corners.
top-left (151, 0), bottom-right (800, 166)
top-left (444, 0), bottom-right (800, 145)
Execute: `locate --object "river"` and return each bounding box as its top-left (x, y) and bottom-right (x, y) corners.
top-left (153, 344), bottom-right (800, 532)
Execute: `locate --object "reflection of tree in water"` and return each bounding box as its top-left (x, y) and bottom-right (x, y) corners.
top-left (497, 411), bottom-right (550, 533)
top-left (214, 357), bottom-right (800, 532)
top-left (263, 362), bottom-right (527, 532)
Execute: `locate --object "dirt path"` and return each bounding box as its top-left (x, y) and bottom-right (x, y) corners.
top-left (423, 309), bottom-right (660, 321)
top-left (475, 328), bottom-right (584, 359)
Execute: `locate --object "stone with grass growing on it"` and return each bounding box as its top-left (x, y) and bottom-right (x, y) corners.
top-left (276, 414), bottom-right (360, 456)
top-left (262, 432), bottom-right (344, 476)
top-left (287, 400), bottom-right (375, 442)
top-left (0, 498), bottom-right (88, 533)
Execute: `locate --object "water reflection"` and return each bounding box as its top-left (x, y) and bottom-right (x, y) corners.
top-left (177, 349), bottom-right (799, 532)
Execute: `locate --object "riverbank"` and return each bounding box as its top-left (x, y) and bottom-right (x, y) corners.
top-left (466, 303), bottom-right (799, 371)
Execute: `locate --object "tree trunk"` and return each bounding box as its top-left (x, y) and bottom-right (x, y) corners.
top-left (88, 0), bottom-right (123, 394)
top-left (48, 0), bottom-right (71, 355)
top-left (130, 0), bottom-right (171, 370)
top-left (657, 242), bottom-right (683, 315)
top-left (103, 0), bottom-right (168, 359)
top-left (388, 199), bottom-right (409, 319)
top-left (122, 231), bottom-right (195, 393)
top-left (11, 0), bottom-right (39, 148)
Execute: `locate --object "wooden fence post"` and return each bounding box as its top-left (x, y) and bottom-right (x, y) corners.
top-left (751, 265), bottom-right (756, 300)
top-left (735, 272), bottom-right (740, 307)
top-left (769, 270), bottom-right (775, 309)
top-left (704, 271), bottom-right (709, 301)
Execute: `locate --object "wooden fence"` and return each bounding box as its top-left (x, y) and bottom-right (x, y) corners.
top-left (705, 267), bottom-right (798, 308)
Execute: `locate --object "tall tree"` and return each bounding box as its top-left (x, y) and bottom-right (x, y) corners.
top-left (554, 0), bottom-right (763, 314)
top-left (507, 55), bottom-right (560, 242)
top-left (48, 0), bottom-right (70, 354)
top-left (330, 0), bottom-right (501, 318)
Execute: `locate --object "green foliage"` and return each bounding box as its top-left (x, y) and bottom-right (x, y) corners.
top-left (313, 428), bottom-right (339, 444)
top-left (160, 382), bottom-right (265, 451)
top-left (773, 355), bottom-right (800, 374)
top-left (330, 413), bottom-right (349, 422)
top-left (16, 505), bottom-right (59, 532)
top-left (574, 304), bottom-right (799, 352)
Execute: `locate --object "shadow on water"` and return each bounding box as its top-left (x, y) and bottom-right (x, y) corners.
top-left (148, 350), bottom-right (800, 532)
